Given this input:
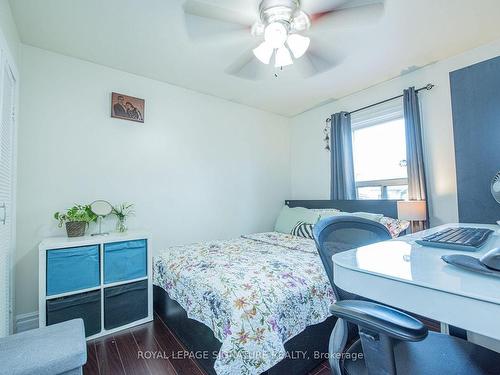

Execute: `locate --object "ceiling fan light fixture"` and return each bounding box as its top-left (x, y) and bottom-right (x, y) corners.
top-left (264, 22), bottom-right (288, 49)
top-left (253, 41), bottom-right (274, 64)
top-left (290, 11), bottom-right (311, 32)
top-left (275, 47), bottom-right (293, 67)
top-left (287, 33), bottom-right (310, 58)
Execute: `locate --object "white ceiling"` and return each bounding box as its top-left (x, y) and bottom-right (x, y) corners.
top-left (9, 0), bottom-right (500, 116)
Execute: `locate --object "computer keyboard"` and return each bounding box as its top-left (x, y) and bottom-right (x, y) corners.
top-left (416, 227), bottom-right (494, 251)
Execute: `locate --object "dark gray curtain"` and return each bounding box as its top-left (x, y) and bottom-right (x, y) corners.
top-left (330, 112), bottom-right (356, 200)
top-left (403, 87), bottom-right (427, 200)
top-left (403, 87), bottom-right (428, 228)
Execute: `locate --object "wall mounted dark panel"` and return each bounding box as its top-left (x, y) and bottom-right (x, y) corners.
top-left (450, 56), bottom-right (500, 224)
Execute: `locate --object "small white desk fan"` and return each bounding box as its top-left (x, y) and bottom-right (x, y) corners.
top-left (492, 172), bottom-right (500, 226)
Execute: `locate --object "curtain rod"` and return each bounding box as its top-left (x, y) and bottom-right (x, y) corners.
top-left (326, 83), bottom-right (435, 122)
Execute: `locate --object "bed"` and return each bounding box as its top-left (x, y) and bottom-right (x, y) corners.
top-left (153, 200), bottom-right (401, 375)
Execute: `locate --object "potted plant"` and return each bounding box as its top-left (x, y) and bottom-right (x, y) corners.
top-left (112, 203), bottom-right (135, 233)
top-left (54, 204), bottom-right (97, 237)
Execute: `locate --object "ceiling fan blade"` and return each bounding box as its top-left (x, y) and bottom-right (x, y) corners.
top-left (183, 0), bottom-right (256, 27)
top-left (309, 1), bottom-right (385, 29)
top-left (294, 47), bottom-right (338, 78)
top-left (300, 0), bottom-right (351, 15)
top-left (183, 0), bottom-right (256, 42)
top-left (225, 49), bottom-right (273, 81)
top-left (302, 0), bottom-right (383, 15)
top-left (184, 15), bottom-right (251, 42)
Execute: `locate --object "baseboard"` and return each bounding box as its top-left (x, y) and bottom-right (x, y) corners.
top-left (15, 312), bottom-right (39, 333)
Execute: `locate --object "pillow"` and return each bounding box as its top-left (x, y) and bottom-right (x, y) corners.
top-left (290, 221), bottom-right (314, 239)
top-left (311, 208), bottom-right (341, 220)
top-left (274, 206), bottom-right (320, 234)
top-left (380, 216), bottom-right (410, 238)
top-left (335, 211), bottom-right (384, 222)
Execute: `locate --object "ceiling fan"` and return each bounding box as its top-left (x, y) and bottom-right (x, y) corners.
top-left (183, 0), bottom-right (385, 79)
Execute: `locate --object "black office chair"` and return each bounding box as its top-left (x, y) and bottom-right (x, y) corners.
top-left (313, 216), bottom-right (392, 374)
top-left (313, 216), bottom-right (500, 375)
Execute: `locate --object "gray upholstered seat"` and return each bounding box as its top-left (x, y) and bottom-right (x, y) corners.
top-left (0, 319), bottom-right (87, 375)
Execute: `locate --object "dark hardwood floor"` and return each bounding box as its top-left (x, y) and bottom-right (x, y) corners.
top-left (83, 313), bottom-right (331, 375)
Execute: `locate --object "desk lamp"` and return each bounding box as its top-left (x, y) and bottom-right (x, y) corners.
top-left (397, 200), bottom-right (427, 233)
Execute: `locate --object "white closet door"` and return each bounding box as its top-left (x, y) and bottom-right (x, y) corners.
top-left (0, 54), bottom-right (15, 338)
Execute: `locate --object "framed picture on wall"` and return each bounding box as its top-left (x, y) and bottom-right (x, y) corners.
top-left (111, 92), bottom-right (144, 123)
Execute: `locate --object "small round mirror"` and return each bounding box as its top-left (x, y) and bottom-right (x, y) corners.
top-left (90, 200), bottom-right (113, 217)
top-left (492, 172), bottom-right (500, 205)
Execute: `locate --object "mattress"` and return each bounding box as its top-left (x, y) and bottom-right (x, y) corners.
top-left (153, 232), bottom-right (335, 375)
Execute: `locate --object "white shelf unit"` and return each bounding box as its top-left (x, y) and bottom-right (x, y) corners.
top-left (39, 231), bottom-right (153, 340)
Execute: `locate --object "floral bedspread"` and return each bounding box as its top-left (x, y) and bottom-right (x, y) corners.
top-left (153, 232), bottom-right (335, 375)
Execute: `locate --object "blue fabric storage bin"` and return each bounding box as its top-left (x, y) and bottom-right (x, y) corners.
top-left (104, 239), bottom-right (147, 284)
top-left (46, 245), bottom-right (100, 296)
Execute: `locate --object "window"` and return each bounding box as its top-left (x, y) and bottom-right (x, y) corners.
top-left (351, 100), bottom-right (408, 200)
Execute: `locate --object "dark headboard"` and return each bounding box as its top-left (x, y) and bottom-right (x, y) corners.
top-left (285, 200), bottom-right (400, 219)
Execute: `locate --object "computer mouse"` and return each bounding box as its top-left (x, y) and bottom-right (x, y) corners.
top-left (480, 248), bottom-right (500, 271)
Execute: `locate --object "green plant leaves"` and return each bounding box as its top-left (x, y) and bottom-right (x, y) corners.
top-left (111, 203), bottom-right (135, 220)
top-left (53, 204), bottom-right (97, 226)
top-left (54, 202), bottom-right (135, 229)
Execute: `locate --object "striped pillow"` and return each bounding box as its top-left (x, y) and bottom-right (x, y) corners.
top-left (291, 221), bottom-right (314, 239)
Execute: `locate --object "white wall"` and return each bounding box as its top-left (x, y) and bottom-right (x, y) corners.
top-left (15, 45), bottom-right (290, 316)
top-left (291, 38), bottom-right (500, 226)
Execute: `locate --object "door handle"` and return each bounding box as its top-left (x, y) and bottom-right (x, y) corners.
top-left (0, 203), bottom-right (6, 225)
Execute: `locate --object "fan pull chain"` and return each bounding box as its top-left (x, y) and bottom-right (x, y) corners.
top-left (274, 66), bottom-right (283, 78)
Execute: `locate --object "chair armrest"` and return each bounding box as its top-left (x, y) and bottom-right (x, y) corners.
top-left (330, 300), bottom-right (428, 342)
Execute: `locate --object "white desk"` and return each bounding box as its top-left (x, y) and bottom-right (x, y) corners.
top-left (332, 223), bottom-right (500, 343)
